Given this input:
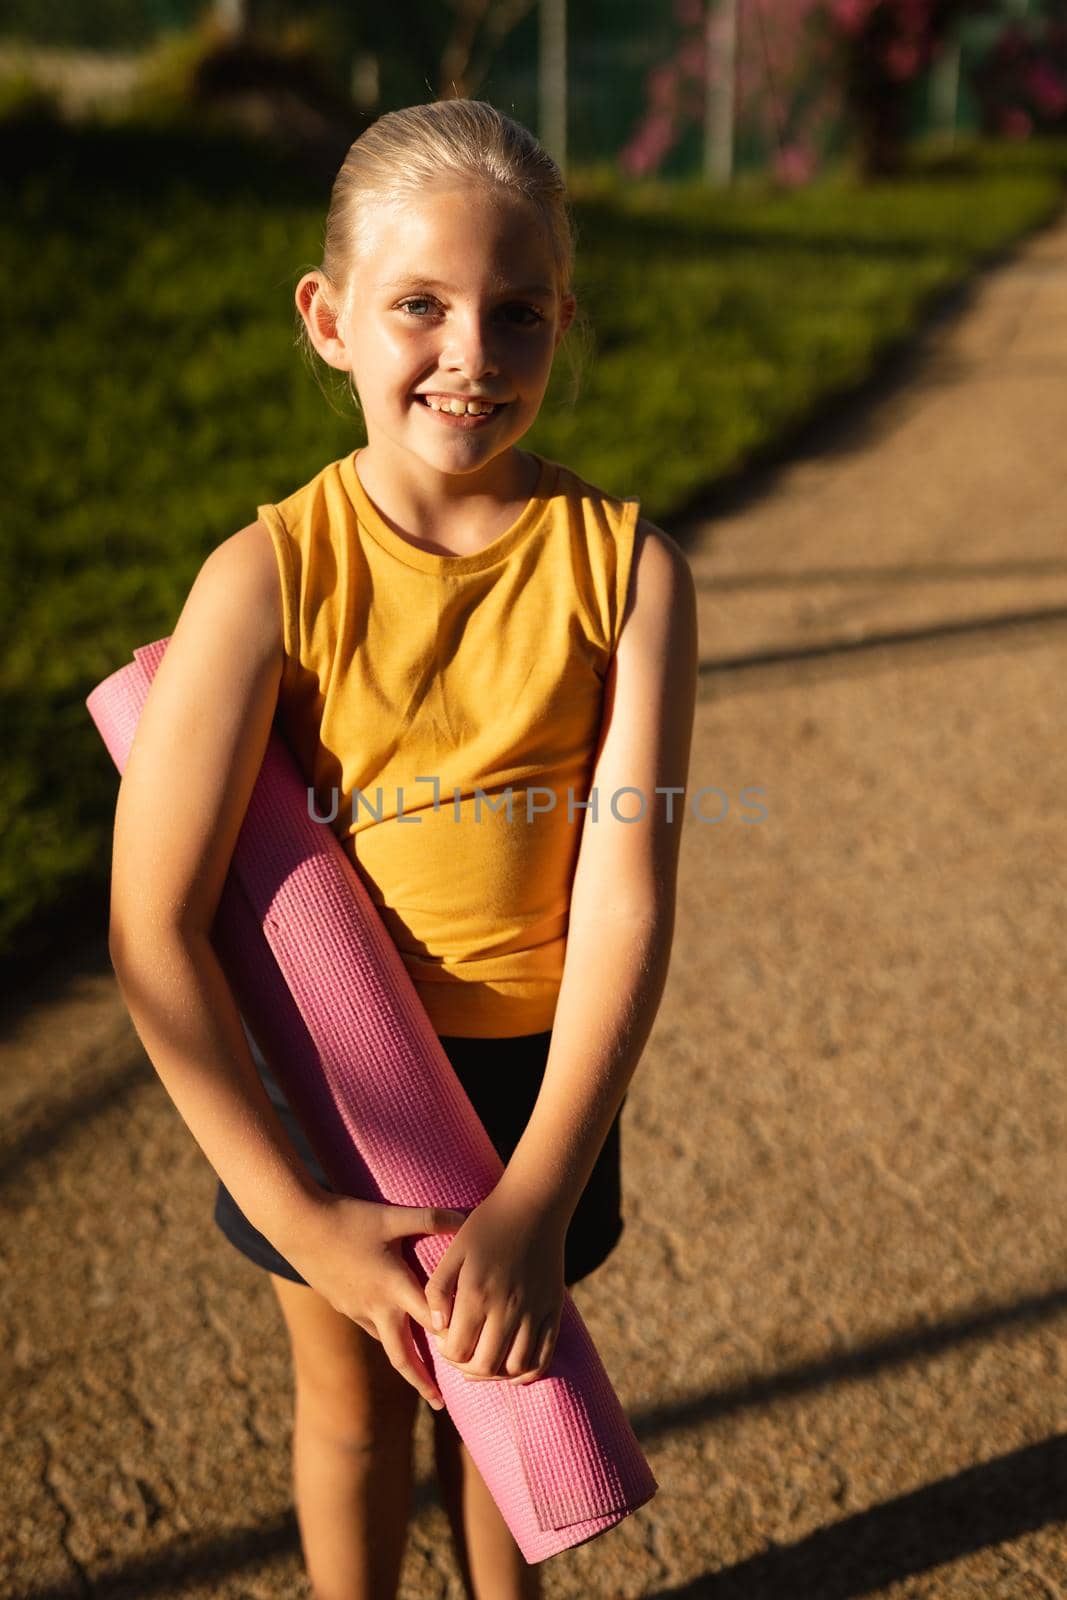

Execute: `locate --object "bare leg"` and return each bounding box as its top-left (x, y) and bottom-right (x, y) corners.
top-left (431, 1405), bottom-right (543, 1600)
top-left (270, 1272), bottom-right (420, 1600)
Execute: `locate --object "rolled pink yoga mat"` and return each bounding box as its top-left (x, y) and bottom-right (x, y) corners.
top-left (86, 636), bottom-right (657, 1563)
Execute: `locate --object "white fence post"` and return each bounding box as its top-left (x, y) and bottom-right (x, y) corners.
top-left (930, 34), bottom-right (961, 146)
top-left (704, 0), bottom-right (737, 186)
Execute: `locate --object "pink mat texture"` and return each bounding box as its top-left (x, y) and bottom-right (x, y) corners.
top-left (85, 636), bottom-right (658, 1564)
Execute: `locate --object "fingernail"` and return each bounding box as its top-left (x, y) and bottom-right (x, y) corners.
top-left (431, 1311), bottom-right (445, 1331)
top-left (430, 1395), bottom-right (444, 1410)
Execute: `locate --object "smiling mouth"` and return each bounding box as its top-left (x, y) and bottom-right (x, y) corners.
top-left (415, 394), bottom-right (510, 415)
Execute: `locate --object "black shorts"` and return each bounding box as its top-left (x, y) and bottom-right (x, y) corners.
top-left (212, 1019), bottom-right (626, 1290)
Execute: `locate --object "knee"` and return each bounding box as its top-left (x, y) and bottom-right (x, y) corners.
top-left (272, 1277), bottom-right (420, 1454)
top-left (293, 1346), bottom-right (420, 1455)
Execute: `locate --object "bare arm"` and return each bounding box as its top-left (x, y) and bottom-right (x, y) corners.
top-left (498, 519), bottom-right (699, 1224)
top-left (109, 518), bottom-right (468, 1406)
top-left (107, 521), bottom-right (324, 1257)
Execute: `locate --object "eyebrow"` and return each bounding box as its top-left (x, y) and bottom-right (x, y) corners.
top-left (380, 275), bottom-right (554, 297)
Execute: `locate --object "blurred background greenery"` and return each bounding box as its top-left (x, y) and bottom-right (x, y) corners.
top-left (2, 1), bottom-right (1067, 976)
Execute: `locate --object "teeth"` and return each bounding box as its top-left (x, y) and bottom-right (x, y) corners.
top-left (424, 396), bottom-right (497, 416)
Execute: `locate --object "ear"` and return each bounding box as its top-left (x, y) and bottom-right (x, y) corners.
top-left (554, 292), bottom-right (577, 345)
top-left (296, 271), bottom-right (351, 373)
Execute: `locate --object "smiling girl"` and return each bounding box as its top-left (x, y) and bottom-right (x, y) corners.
top-left (108, 99), bottom-right (697, 1600)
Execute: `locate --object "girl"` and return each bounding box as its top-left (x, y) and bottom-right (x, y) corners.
top-left (108, 99), bottom-right (697, 1600)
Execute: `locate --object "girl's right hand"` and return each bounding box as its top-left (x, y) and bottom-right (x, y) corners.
top-left (284, 1192), bottom-right (468, 1408)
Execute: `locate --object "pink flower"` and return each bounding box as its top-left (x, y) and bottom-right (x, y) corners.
top-left (829, 0), bottom-right (873, 39)
top-left (1026, 60), bottom-right (1067, 118)
top-left (619, 110), bottom-right (678, 177)
top-left (646, 62), bottom-right (681, 111)
top-left (774, 140), bottom-right (818, 187)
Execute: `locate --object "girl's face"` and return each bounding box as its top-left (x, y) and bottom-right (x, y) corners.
top-left (330, 183), bottom-right (575, 475)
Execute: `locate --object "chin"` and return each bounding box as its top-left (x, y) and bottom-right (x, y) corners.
top-left (418, 431), bottom-right (521, 465)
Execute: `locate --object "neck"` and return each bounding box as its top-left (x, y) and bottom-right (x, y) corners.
top-left (353, 443), bottom-right (538, 544)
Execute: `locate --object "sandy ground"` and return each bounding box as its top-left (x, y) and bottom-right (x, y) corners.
top-left (2, 205), bottom-right (1066, 1599)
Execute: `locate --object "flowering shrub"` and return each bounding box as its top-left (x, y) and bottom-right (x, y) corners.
top-left (619, 0), bottom-right (838, 184)
top-left (619, 0), bottom-right (997, 183)
top-left (970, 18), bottom-right (1067, 139)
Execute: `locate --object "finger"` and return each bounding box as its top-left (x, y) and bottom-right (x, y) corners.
top-left (502, 1314), bottom-right (539, 1377)
top-left (435, 1294), bottom-right (488, 1367)
top-left (536, 1310), bottom-right (560, 1371)
top-left (381, 1314), bottom-right (444, 1410)
top-left (400, 1314), bottom-right (447, 1409)
top-left (399, 1271), bottom-right (447, 1339)
top-left (507, 1313), bottom-right (557, 1384)
top-left (450, 1311), bottom-right (510, 1379)
top-left (388, 1205), bottom-right (467, 1242)
top-left (423, 1255), bottom-right (461, 1334)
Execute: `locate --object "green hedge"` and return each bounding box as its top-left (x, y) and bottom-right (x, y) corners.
top-left (3, 111), bottom-right (1066, 964)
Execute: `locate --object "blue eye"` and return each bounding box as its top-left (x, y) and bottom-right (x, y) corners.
top-left (396, 298), bottom-right (544, 326)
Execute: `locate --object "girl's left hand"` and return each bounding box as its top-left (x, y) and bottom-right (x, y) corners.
top-left (422, 1183), bottom-right (568, 1385)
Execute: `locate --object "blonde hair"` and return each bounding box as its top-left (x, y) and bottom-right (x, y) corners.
top-left (296, 97), bottom-right (591, 414)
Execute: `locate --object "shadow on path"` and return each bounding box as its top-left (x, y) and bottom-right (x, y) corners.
top-left (697, 603), bottom-right (1067, 688)
top-left (644, 1434), bottom-right (1067, 1599)
top-left (23, 1434), bottom-right (1065, 1600)
top-left (19, 1283), bottom-right (1067, 1599)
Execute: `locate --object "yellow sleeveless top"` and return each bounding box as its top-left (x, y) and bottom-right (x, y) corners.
top-left (257, 448), bottom-right (640, 1039)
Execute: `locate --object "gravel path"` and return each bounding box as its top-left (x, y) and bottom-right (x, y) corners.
top-left (3, 206), bottom-right (1066, 1599)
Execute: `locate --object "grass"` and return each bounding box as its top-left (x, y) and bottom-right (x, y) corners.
top-left (3, 108), bottom-right (1067, 965)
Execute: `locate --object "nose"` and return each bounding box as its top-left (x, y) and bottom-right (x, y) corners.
top-left (441, 308), bottom-right (499, 379)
